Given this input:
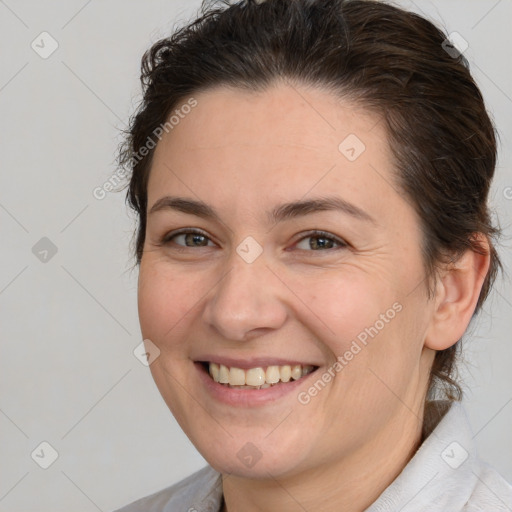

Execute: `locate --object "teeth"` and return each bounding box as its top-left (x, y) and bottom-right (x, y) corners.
top-left (209, 362), bottom-right (219, 381)
top-left (207, 362), bottom-right (316, 387)
top-left (246, 367), bottom-right (265, 386)
top-left (229, 367), bottom-right (246, 385)
top-left (265, 366), bottom-right (280, 384)
top-left (280, 365), bottom-right (291, 382)
top-left (219, 364), bottom-right (230, 384)
top-left (291, 365), bottom-right (302, 380)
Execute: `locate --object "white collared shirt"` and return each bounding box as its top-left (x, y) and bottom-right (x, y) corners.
top-left (114, 401), bottom-right (512, 511)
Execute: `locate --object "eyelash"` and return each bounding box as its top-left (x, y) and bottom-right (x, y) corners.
top-left (160, 228), bottom-right (348, 252)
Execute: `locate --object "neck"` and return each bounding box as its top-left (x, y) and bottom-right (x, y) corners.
top-left (221, 406), bottom-right (424, 512)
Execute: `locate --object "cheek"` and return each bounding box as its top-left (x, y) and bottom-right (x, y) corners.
top-left (137, 260), bottom-right (204, 347)
top-left (297, 272), bottom-right (393, 356)
top-left (296, 271), bottom-right (421, 402)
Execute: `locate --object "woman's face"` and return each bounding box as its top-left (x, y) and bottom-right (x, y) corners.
top-left (138, 82), bottom-right (437, 478)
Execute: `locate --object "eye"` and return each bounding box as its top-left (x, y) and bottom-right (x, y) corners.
top-left (162, 229), bottom-right (215, 248)
top-left (294, 230), bottom-right (348, 251)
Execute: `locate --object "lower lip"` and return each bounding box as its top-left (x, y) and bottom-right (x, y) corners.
top-left (195, 363), bottom-right (319, 407)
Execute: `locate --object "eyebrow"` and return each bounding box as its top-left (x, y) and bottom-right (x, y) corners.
top-left (148, 195), bottom-right (376, 225)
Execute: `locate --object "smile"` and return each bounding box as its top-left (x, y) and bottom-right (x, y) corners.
top-left (206, 362), bottom-right (317, 389)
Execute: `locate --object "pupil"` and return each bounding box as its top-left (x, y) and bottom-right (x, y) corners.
top-left (186, 233), bottom-right (207, 246)
top-left (312, 236), bottom-right (333, 250)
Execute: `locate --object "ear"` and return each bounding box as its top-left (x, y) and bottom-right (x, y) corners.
top-left (424, 234), bottom-right (491, 351)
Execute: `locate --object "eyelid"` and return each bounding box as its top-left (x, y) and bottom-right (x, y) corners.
top-left (291, 230), bottom-right (348, 250)
top-left (162, 228), bottom-right (216, 246)
top-left (162, 228), bottom-right (348, 252)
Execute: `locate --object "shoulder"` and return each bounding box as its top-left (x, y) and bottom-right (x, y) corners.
top-left (463, 462), bottom-right (512, 511)
top-left (367, 401), bottom-right (512, 511)
top-left (113, 465), bottom-right (223, 512)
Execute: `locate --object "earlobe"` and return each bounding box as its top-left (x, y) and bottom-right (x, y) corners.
top-left (424, 235), bottom-right (491, 351)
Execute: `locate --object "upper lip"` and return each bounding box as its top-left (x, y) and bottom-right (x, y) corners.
top-left (194, 356), bottom-right (320, 369)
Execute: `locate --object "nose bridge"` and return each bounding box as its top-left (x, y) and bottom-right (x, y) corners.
top-left (203, 249), bottom-right (287, 341)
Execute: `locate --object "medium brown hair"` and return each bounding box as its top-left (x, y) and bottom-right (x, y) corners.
top-left (119, 0), bottom-right (502, 406)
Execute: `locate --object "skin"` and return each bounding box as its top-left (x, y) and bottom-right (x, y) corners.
top-left (137, 81), bottom-right (490, 512)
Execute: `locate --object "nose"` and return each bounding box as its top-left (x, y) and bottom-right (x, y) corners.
top-left (202, 252), bottom-right (288, 342)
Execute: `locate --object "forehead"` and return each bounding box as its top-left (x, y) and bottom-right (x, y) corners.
top-left (147, 82), bottom-right (405, 223)
top-left (157, 83), bottom-right (383, 157)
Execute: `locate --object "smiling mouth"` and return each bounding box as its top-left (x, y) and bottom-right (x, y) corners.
top-left (202, 362), bottom-right (318, 389)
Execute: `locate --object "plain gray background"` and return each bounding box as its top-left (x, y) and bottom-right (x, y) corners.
top-left (1, 0), bottom-right (511, 510)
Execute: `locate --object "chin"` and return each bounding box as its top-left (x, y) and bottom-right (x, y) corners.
top-left (191, 427), bottom-right (313, 479)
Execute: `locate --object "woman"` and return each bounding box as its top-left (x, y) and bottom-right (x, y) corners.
top-left (115, 0), bottom-right (512, 510)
